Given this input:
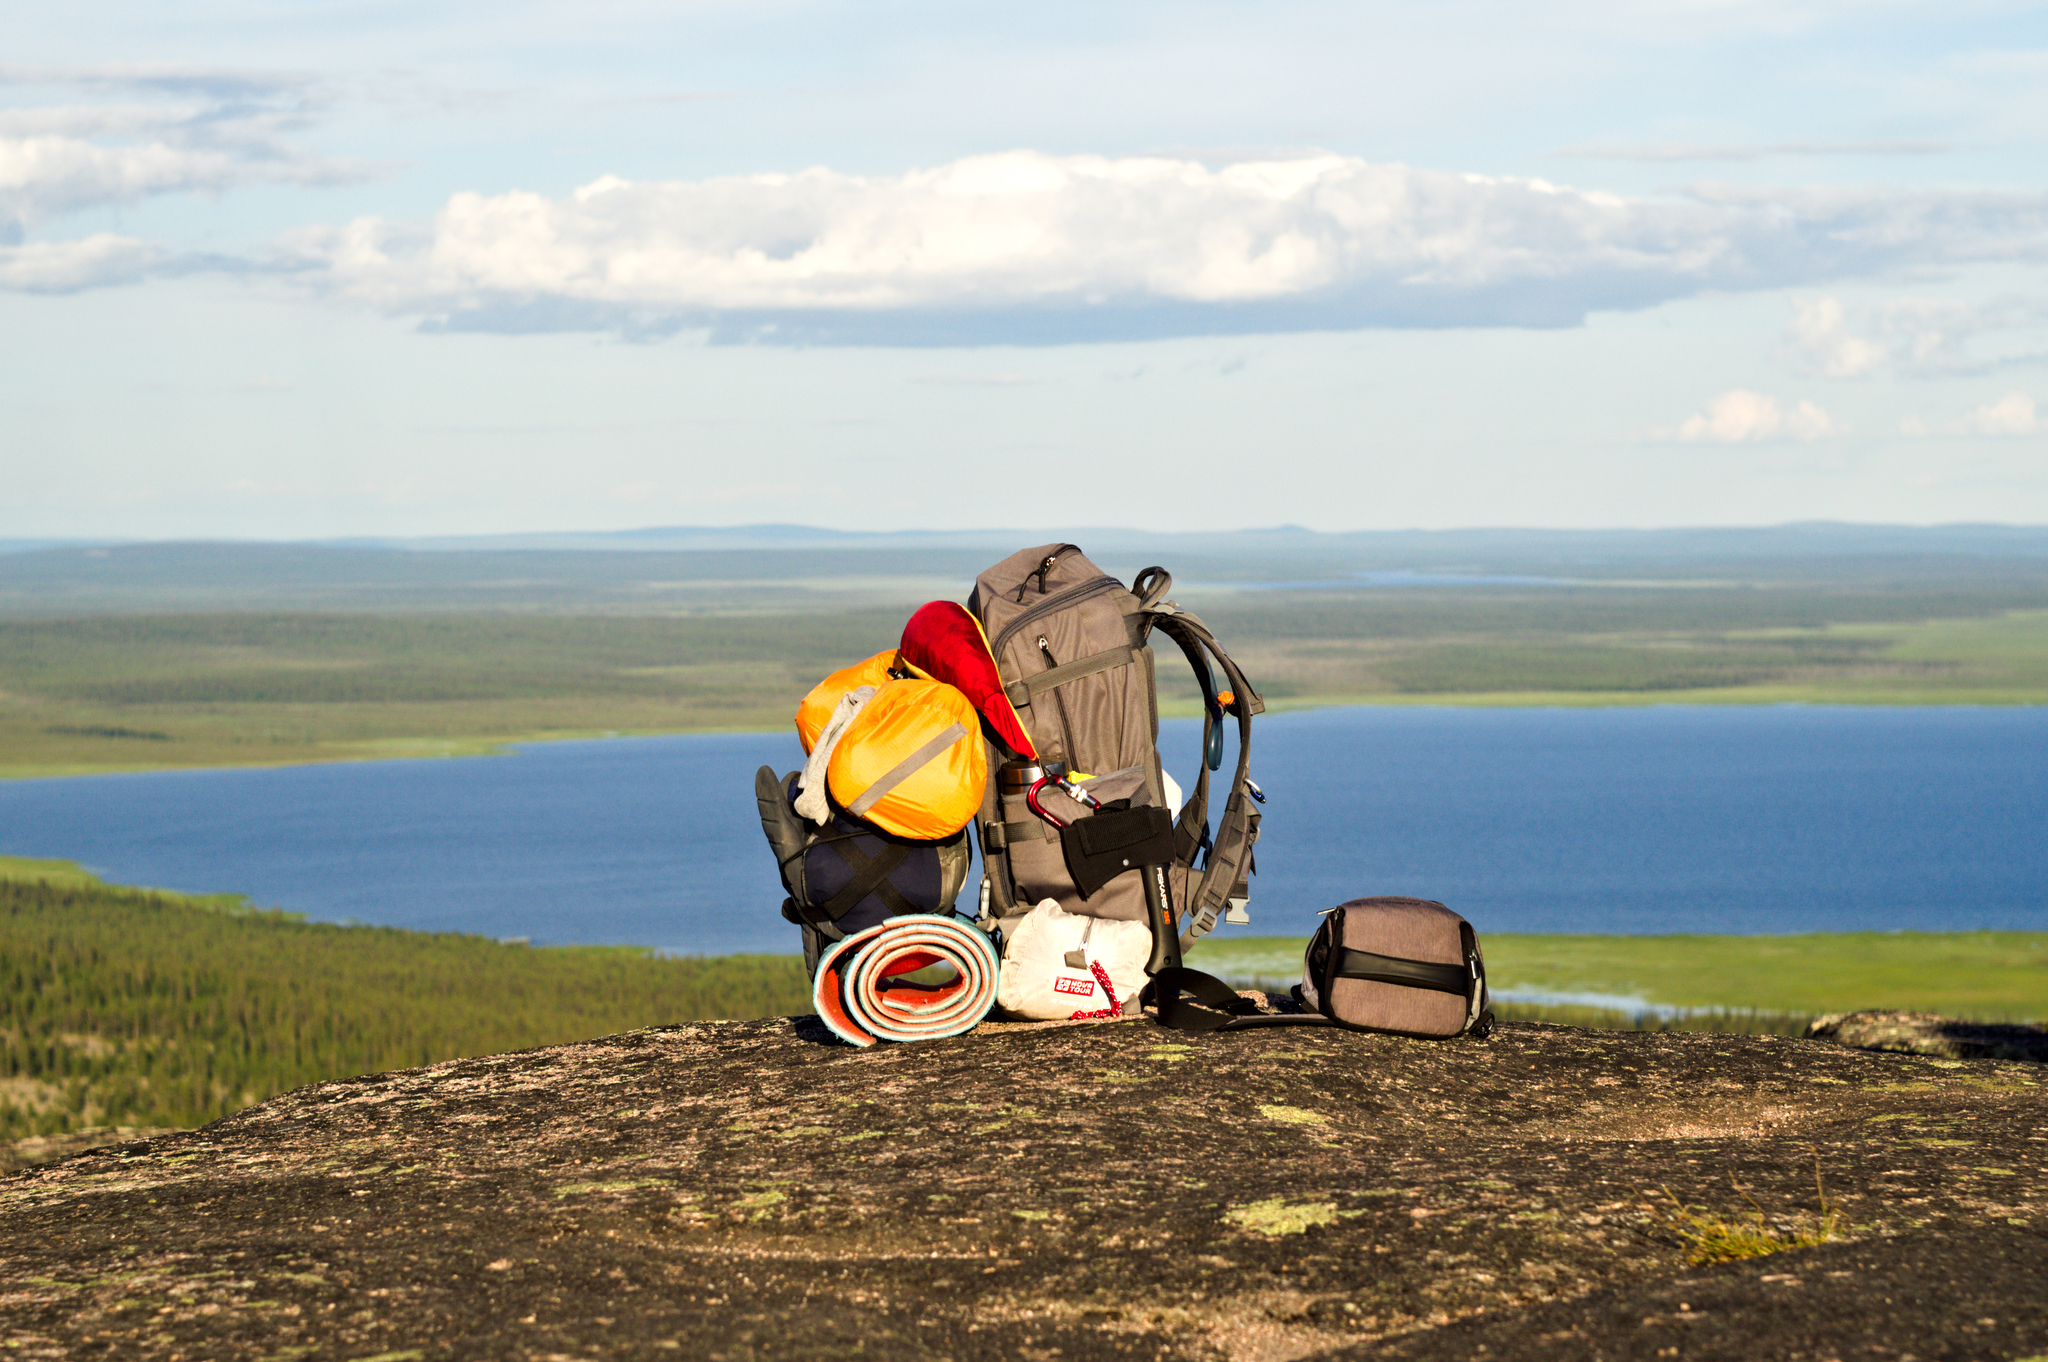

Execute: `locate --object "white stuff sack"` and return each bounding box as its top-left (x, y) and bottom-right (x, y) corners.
top-left (995, 898), bottom-right (1152, 1021)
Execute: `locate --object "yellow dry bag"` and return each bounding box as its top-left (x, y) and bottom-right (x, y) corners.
top-left (826, 679), bottom-right (986, 840)
top-left (795, 651), bottom-right (897, 754)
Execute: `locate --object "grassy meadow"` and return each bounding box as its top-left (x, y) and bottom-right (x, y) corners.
top-left (4, 591), bottom-right (2048, 778)
top-left (1191, 932), bottom-right (2048, 1027)
top-left (0, 610), bottom-right (910, 776)
top-left (4, 533), bottom-right (2047, 777)
top-left (1177, 594), bottom-right (2048, 711)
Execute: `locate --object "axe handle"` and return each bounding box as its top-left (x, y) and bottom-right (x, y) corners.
top-left (1143, 863), bottom-right (1182, 975)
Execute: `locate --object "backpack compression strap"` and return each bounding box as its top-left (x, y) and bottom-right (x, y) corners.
top-left (759, 764), bottom-right (922, 933)
top-left (778, 833), bottom-right (920, 931)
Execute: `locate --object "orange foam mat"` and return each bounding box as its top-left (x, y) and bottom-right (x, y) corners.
top-left (812, 915), bottom-right (1002, 1048)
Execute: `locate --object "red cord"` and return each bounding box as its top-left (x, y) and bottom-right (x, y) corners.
top-left (1068, 959), bottom-right (1121, 1020)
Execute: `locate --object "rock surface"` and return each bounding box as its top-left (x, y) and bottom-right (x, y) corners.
top-left (0, 1127), bottom-right (181, 1175)
top-left (1, 1012), bottom-right (2044, 1361)
top-left (1808, 1009), bottom-right (2048, 1063)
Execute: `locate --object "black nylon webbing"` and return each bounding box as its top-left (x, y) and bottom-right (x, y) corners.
top-left (981, 817), bottom-right (1054, 853)
top-left (872, 878), bottom-right (917, 917)
top-left (1333, 948), bottom-right (1470, 996)
top-left (817, 838), bottom-right (912, 920)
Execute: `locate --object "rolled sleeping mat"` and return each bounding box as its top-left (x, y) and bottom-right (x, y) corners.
top-left (812, 915), bottom-right (1000, 1048)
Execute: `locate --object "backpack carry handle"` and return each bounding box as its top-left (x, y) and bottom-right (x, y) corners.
top-left (1131, 565), bottom-right (1173, 612)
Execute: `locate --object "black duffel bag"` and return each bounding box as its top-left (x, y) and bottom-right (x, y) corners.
top-left (754, 767), bottom-right (970, 978)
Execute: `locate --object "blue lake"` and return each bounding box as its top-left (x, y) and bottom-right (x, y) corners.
top-left (1, 705), bottom-right (2043, 953)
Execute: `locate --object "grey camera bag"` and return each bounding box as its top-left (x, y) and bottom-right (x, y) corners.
top-left (1297, 897), bottom-right (1492, 1038)
top-left (1147, 896), bottom-right (1493, 1039)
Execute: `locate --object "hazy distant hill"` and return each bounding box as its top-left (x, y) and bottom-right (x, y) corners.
top-left (335, 521), bottom-right (2048, 561)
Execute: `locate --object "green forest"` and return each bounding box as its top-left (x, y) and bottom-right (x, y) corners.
top-left (0, 870), bottom-right (809, 1143)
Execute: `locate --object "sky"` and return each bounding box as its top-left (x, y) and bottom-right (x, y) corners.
top-left (3, 0), bottom-right (2047, 539)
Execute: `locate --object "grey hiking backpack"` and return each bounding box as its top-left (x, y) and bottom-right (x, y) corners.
top-left (968, 543), bottom-right (1265, 951)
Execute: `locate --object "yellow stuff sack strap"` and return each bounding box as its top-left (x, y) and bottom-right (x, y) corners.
top-left (847, 723), bottom-right (968, 817)
top-left (826, 679), bottom-right (987, 840)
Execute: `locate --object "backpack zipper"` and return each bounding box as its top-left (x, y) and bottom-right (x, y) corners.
top-left (1037, 636), bottom-right (1080, 766)
top-left (990, 573), bottom-right (1121, 661)
top-left (1014, 546), bottom-right (1073, 601)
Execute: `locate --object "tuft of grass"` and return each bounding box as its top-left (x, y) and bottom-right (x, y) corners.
top-left (1642, 1152), bottom-right (1846, 1264)
top-left (0, 854), bottom-right (295, 916)
top-left (1485, 931), bottom-right (2048, 1024)
top-left (0, 855), bottom-right (110, 891)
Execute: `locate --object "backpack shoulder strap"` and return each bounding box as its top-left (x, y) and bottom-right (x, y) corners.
top-left (1139, 598), bottom-right (1264, 944)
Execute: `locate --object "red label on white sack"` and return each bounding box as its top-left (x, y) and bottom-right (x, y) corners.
top-left (1052, 974), bottom-right (1096, 997)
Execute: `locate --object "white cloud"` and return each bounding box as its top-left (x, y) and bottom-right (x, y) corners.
top-left (7, 121), bottom-right (2048, 339)
top-left (1898, 393), bottom-right (2041, 437)
top-left (1782, 296), bottom-right (1886, 377)
top-left (1675, 389), bottom-right (1842, 442)
top-left (271, 150), bottom-right (2048, 343)
top-left (1871, 295), bottom-right (2048, 377)
top-left (1878, 296), bottom-right (1983, 371)
top-left (0, 234), bottom-right (160, 291)
top-left (0, 130), bottom-right (317, 229)
top-left (1961, 391), bottom-right (2038, 435)
top-left (0, 65), bottom-right (370, 277)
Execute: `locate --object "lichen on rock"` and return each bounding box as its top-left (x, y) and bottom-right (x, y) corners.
top-left (1, 1011), bottom-right (2044, 1360)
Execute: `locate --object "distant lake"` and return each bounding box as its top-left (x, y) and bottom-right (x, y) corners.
top-left (2, 705), bottom-right (2043, 953)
